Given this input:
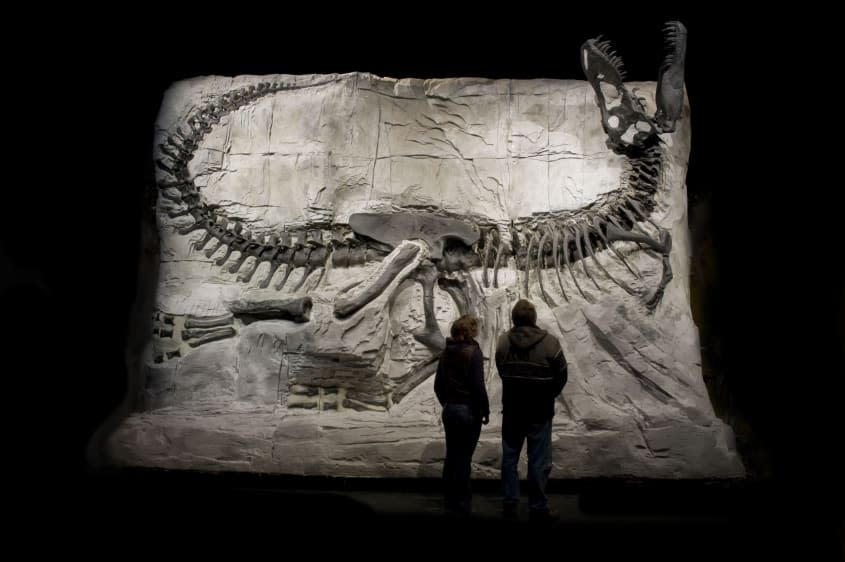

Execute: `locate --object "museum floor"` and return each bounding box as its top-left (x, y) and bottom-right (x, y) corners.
top-left (40, 468), bottom-right (839, 558)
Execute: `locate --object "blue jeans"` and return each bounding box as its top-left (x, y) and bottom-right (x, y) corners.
top-left (442, 403), bottom-right (482, 513)
top-left (501, 415), bottom-right (552, 511)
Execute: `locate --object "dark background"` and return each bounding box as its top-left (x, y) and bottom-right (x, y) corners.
top-left (2, 8), bottom-right (841, 554)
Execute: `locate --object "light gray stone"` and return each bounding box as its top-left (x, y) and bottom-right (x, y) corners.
top-left (101, 72), bottom-right (744, 479)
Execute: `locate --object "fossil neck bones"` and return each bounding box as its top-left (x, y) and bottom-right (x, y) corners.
top-left (152, 22), bottom-right (687, 377)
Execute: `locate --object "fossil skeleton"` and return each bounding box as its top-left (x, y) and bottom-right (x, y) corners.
top-left (152, 23), bottom-right (688, 400)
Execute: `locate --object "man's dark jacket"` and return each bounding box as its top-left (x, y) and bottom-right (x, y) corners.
top-left (495, 325), bottom-right (567, 421)
top-left (434, 338), bottom-right (490, 419)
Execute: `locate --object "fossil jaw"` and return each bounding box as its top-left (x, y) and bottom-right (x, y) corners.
top-left (581, 21), bottom-right (687, 154)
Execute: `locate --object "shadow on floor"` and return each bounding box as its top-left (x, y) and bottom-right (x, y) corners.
top-left (47, 468), bottom-right (840, 558)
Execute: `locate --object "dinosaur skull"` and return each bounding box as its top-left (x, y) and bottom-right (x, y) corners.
top-left (581, 21), bottom-right (687, 153)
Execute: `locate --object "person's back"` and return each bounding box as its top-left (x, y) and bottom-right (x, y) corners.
top-left (436, 337), bottom-right (488, 415)
top-left (496, 324), bottom-right (566, 422)
top-left (495, 299), bottom-right (567, 521)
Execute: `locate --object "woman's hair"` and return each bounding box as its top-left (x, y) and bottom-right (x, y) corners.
top-left (450, 314), bottom-right (479, 340)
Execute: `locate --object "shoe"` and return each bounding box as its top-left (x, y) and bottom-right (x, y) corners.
top-left (529, 508), bottom-right (559, 522)
top-left (502, 503), bottom-right (518, 519)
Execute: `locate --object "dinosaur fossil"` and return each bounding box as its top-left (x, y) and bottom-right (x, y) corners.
top-left (151, 22), bottom-right (688, 408)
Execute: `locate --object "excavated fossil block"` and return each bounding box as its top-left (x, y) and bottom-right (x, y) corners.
top-left (99, 72), bottom-right (744, 479)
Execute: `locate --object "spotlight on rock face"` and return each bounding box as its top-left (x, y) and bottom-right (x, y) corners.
top-left (97, 23), bottom-right (744, 479)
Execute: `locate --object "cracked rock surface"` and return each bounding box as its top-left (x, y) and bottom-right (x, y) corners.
top-left (103, 73), bottom-right (744, 479)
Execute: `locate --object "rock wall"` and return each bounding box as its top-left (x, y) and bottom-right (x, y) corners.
top-left (103, 72), bottom-right (743, 478)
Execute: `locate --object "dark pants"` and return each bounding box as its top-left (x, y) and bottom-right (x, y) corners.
top-left (442, 403), bottom-right (482, 514)
top-left (501, 415), bottom-right (552, 512)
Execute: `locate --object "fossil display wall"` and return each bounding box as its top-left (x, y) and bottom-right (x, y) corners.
top-left (102, 28), bottom-right (744, 477)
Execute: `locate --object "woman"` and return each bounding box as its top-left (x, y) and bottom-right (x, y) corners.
top-left (434, 314), bottom-right (490, 515)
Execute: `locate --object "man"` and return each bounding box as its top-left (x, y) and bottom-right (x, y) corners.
top-left (495, 299), bottom-right (568, 521)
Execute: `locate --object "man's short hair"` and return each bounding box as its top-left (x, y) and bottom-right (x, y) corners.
top-left (511, 299), bottom-right (537, 327)
top-left (451, 314), bottom-right (479, 340)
